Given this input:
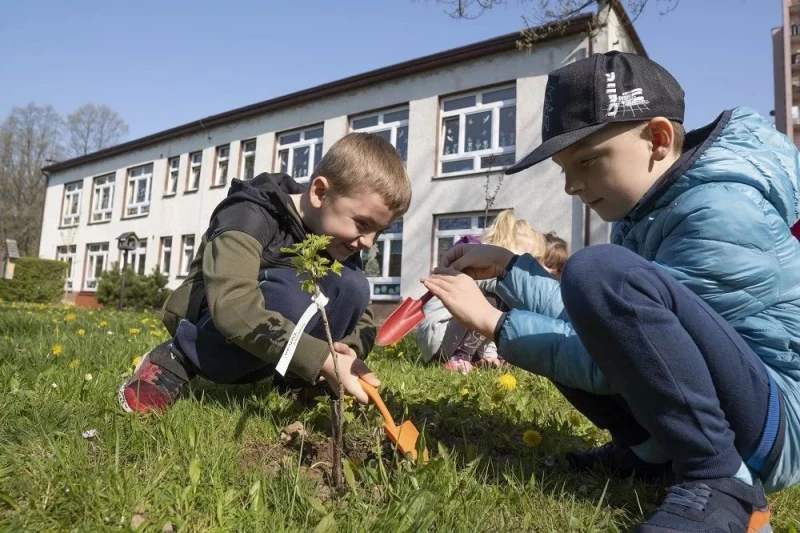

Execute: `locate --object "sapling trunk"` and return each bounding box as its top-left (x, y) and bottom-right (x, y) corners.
top-left (318, 301), bottom-right (345, 490)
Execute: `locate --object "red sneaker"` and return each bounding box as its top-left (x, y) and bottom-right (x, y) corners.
top-left (118, 344), bottom-right (187, 414)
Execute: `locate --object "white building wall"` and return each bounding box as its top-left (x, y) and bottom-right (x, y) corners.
top-left (41, 32), bottom-right (603, 300)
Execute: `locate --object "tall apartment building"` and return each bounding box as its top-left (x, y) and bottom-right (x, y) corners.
top-left (40, 3), bottom-right (643, 312)
top-left (773, 0), bottom-right (800, 145)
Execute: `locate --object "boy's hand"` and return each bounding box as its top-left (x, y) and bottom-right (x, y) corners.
top-left (319, 343), bottom-right (380, 405)
top-left (438, 244), bottom-right (515, 280)
top-left (421, 268), bottom-right (504, 339)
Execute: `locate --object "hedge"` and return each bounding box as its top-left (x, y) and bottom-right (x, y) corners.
top-left (0, 257), bottom-right (68, 303)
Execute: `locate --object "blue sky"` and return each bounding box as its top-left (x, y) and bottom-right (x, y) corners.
top-left (0, 0), bottom-right (778, 140)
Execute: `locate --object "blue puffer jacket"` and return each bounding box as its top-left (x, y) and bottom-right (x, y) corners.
top-left (495, 108), bottom-right (800, 492)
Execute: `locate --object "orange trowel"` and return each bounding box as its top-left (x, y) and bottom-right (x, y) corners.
top-left (359, 378), bottom-right (429, 463)
top-left (376, 290), bottom-right (434, 346)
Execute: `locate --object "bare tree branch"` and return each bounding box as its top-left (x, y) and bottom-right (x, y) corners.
top-left (433, 0), bottom-right (680, 46)
top-left (0, 103), bottom-right (63, 256)
top-left (65, 103), bottom-right (129, 157)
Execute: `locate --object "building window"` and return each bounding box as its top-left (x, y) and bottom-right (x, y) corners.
top-left (179, 235), bottom-right (195, 276)
top-left (351, 108), bottom-right (409, 161)
top-left (188, 152), bottom-right (202, 191)
top-left (90, 174), bottom-right (115, 223)
top-left (130, 239), bottom-right (147, 275)
top-left (240, 139), bottom-right (256, 181)
top-left (159, 237), bottom-right (172, 275)
top-left (61, 181), bottom-right (83, 227)
top-left (362, 219), bottom-right (403, 301)
top-left (85, 242), bottom-right (109, 291)
top-left (56, 245), bottom-right (76, 291)
top-left (276, 126), bottom-right (324, 183)
top-left (125, 164), bottom-right (153, 217)
top-left (439, 86), bottom-right (516, 176)
top-left (213, 145), bottom-right (229, 187)
top-left (165, 157), bottom-right (180, 196)
top-left (433, 212), bottom-right (498, 266)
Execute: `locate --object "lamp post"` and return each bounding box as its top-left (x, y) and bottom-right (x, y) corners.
top-left (116, 232), bottom-right (139, 310)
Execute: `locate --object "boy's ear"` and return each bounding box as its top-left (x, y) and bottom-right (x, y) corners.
top-left (308, 176), bottom-right (330, 208)
top-left (646, 117), bottom-right (675, 162)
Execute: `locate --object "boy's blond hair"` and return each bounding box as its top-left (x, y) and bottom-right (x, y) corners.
top-left (543, 232), bottom-right (569, 276)
top-left (481, 209), bottom-right (547, 260)
top-left (311, 132), bottom-right (412, 214)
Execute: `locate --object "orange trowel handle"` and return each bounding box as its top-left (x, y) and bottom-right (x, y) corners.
top-left (358, 378), bottom-right (396, 428)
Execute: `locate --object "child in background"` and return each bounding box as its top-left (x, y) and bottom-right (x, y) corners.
top-left (416, 209), bottom-right (547, 372)
top-left (542, 232), bottom-right (569, 280)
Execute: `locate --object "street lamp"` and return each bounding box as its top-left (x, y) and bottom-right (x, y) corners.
top-left (116, 232), bottom-right (139, 310)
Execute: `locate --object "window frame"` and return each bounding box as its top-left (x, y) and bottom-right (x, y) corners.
top-left (90, 173), bottom-right (115, 224)
top-left (439, 85), bottom-right (517, 177)
top-left (275, 125), bottom-right (324, 183)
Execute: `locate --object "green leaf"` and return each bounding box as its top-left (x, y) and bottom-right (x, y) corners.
top-left (343, 459), bottom-right (357, 490)
top-left (9, 375), bottom-right (20, 394)
top-left (306, 495), bottom-right (327, 515)
top-left (331, 261), bottom-right (343, 276)
top-left (0, 491), bottom-right (20, 512)
top-left (188, 457), bottom-right (202, 485)
top-left (312, 512), bottom-right (336, 533)
top-left (248, 480), bottom-right (261, 511)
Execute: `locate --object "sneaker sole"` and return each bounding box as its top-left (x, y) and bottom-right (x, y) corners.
top-left (118, 348), bottom-right (156, 414)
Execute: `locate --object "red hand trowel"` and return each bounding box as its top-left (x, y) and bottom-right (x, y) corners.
top-left (359, 378), bottom-right (429, 463)
top-left (376, 291), bottom-right (434, 346)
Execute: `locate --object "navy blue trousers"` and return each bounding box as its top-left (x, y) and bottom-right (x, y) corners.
top-left (166, 264), bottom-right (370, 385)
top-left (557, 244), bottom-right (783, 481)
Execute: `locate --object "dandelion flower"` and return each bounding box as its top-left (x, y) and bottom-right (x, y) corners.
top-left (98, 320), bottom-right (108, 328)
top-left (51, 343), bottom-right (63, 356)
top-left (497, 374), bottom-right (517, 391)
top-left (84, 373), bottom-right (93, 382)
top-left (52, 318), bottom-right (59, 324)
top-left (65, 313), bottom-right (76, 321)
top-left (68, 359), bottom-right (81, 369)
top-left (522, 429), bottom-right (542, 448)
top-left (131, 356), bottom-right (142, 368)
top-left (77, 328), bottom-right (86, 336)
top-left (141, 318), bottom-right (149, 324)
top-left (149, 330), bottom-right (164, 338)
top-left (460, 388), bottom-right (469, 396)
top-left (129, 328), bottom-right (140, 335)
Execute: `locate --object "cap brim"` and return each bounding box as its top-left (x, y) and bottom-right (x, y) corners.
top-left (504, 123), bottom-right (609, 175)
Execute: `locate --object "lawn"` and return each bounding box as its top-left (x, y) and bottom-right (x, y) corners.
top-left (1, 300), bottom-right (799, 532)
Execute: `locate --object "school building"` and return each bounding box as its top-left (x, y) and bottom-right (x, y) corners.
top-left (39, 2), bottom-right (644, 313)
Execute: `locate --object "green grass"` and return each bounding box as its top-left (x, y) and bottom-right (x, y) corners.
top-left (1, 301), bottom-right (799, 532)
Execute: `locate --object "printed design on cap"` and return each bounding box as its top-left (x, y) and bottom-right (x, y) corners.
top-left (605, 72), bottom-right (650, 118)
top-left (542, 84), bottom-right (555, 134)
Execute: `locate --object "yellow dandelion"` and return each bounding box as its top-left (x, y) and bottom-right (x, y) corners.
top-left (497, 374), bottom-right (517, 391)
top-left (51, 343), bottom-right (63, 356)
top-left (460, 388), bottom-right (469, 396)
top-left (77, 328), bottom-right (85, 336)
top-left (129, 328), bottom-right (140, 335)
top-left (68, 359), bottom-right (81, 369)
top-left (522, 429), bottom-right (542, 448)
top-left (149, 330), bottom-right (164, 338)
top-left (141, 318), bottom-right (149, 324)
top-left (65, 313), bottom-right (76, 321)
top-left (131, 356), bottom-right (142, 367)
top-left (98, 320), bottom-right (108, 328)
top-left (52, 318), bottom-right (59, 324)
